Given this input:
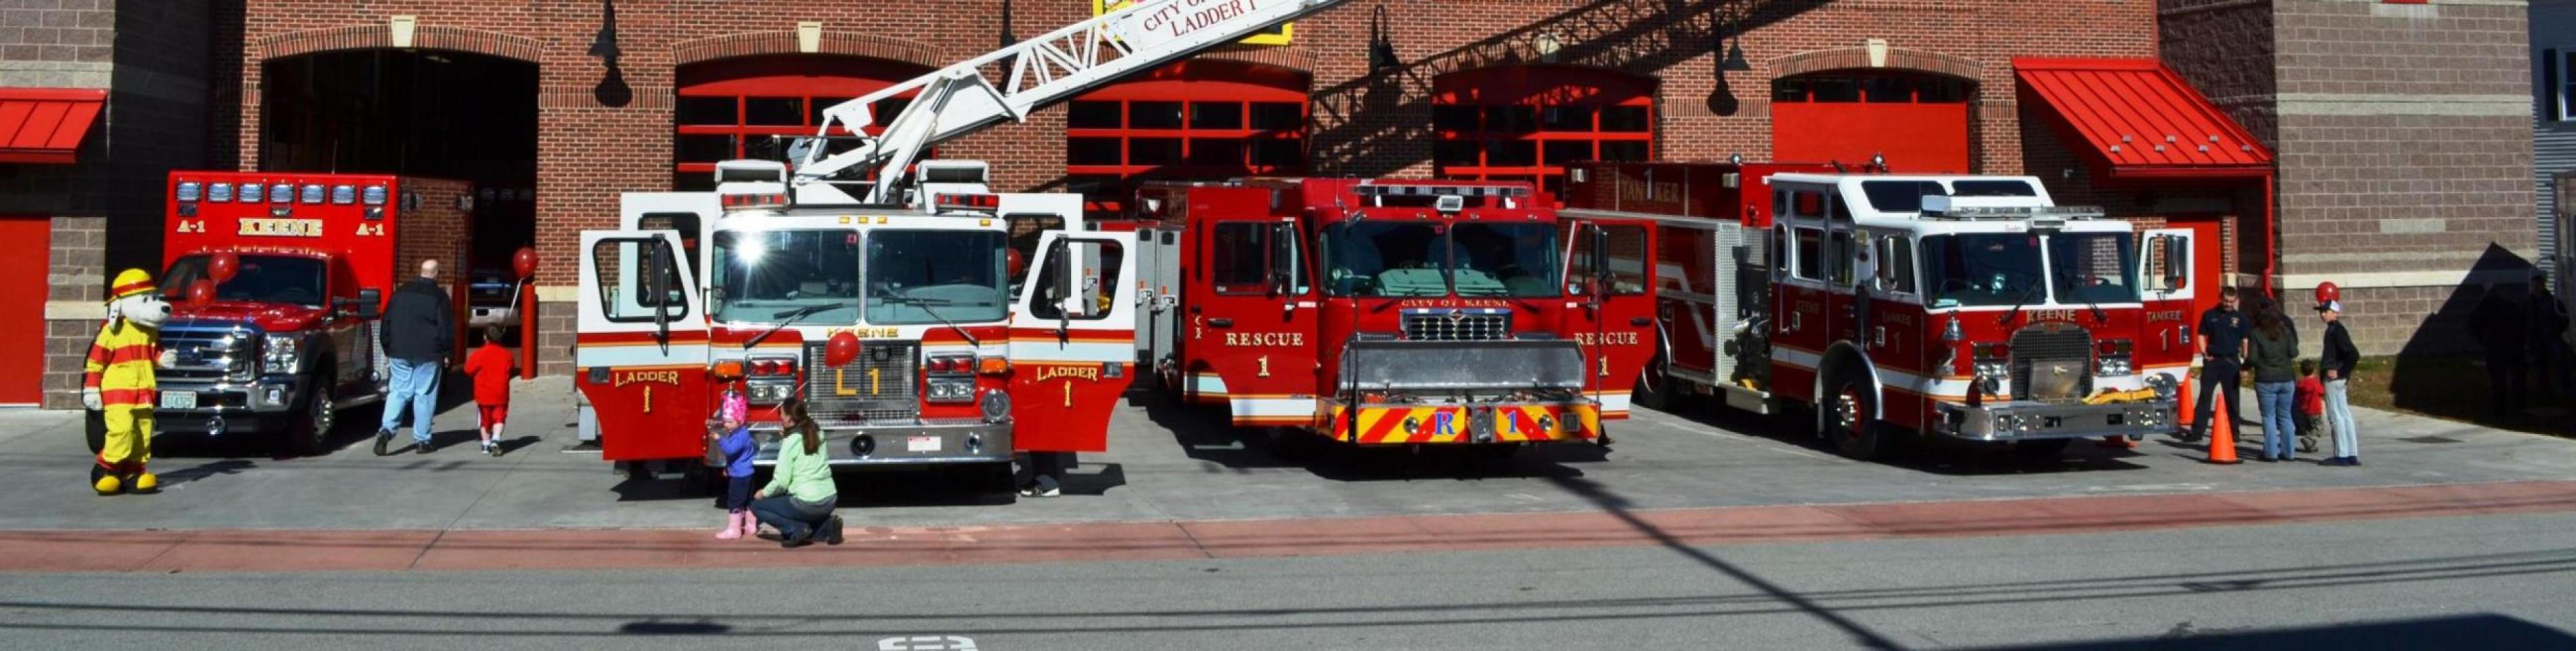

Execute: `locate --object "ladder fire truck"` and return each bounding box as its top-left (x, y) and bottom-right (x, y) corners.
top-left (576, 0), bottom-right (1352, 481)
top-left (1128, 178), bottom-right (1657, 453)
top-left (1565, 161), bottom-right (2191, 460)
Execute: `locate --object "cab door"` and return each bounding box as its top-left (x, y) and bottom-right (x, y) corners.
top-left (2137, 228), bottom-right (2198, 374)
top-left (1009, 231), bottom-right (1141, 452)
top-left (1562, 218), bottom-right (1659, 418)
top-left (1186, 218), bottom-right (1317, 427)
top-left (575, 230), bottom-right (712, 462)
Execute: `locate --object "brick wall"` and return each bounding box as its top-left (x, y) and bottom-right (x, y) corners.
top-left (230, 0), bottom-right (2160, 374)
top-left (39, 216), bottom-right (106, 410)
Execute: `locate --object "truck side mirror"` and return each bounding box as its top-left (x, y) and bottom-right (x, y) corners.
top-left (1587, 226), bottom-right (1613, 288)
top-left (1269, 222), bottom-right (1299, 296)
top-left (2162, 236), bottom-right (2188, 290)
top-left (1045, 243), bottom-right (1074, 313)
top-left (351, 288), bottom-right (382, 319)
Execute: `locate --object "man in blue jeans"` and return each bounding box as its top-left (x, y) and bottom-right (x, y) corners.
top-left (376, 260), bottom-right (454, 456)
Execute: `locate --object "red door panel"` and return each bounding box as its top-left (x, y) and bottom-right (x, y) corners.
top-left (1565, 219), bottom-right (1658, 417)
top-left (0, 216), bottom-right (46, 404)
top-left (1772, 103), bottom-right (1969, 174)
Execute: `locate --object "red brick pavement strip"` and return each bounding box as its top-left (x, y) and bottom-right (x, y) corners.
top-left (4, 480), bottom-right (2573, 574)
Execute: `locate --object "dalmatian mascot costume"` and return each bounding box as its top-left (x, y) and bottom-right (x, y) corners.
top-left (85, 269), bottom-right (175, 496)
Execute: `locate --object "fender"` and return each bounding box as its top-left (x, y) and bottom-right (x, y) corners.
top-left (1639, 317), bottom-right (1675, 391)
top-left (1813, 340), bottom-right (1885, 432)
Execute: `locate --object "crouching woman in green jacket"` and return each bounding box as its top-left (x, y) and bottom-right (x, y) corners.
top-left (751, 415), bottom-right (843, 548)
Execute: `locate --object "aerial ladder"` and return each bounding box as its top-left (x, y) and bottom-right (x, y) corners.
top-left (787, 0), bottom-right (1350, 205)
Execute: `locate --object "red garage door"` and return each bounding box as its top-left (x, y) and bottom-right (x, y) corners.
top-left (673, 55), bottom-right (931, 191)
top-left (1433, 64), bottom-right (1656, 199)
top-left (1063, 60), bottom-right (1312, 220)
top-left (0, 215), bottom-right (47, 405)
top-left (1771, 72), bottom-right (1971, 173)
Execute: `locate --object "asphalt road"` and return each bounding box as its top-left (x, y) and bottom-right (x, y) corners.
top-left (3, 510), bottom-right (2572, 650)
top-left (2, 378), bottom-right (2573, 530)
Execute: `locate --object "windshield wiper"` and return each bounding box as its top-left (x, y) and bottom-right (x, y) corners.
top-left (882, 290), bottom-right (982, 348)
top-left (1996, 281), bottom-right (2046, 328)
top-left (744, 304), bottom-right (835, 349)
top-left (2066, 283), bottom-right (2108, 323)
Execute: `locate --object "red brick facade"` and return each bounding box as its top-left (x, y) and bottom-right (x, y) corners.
top-left (222, 0), bottom-right (2162, 374)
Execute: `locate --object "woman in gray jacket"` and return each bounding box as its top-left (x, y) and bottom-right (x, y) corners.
top-left (2246, 296), bottom-right (2301, 462)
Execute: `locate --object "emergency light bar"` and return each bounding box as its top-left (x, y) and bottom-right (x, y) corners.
top-left (933, 193), bottom-right (1001, 213)
top-left (1921, 195), bottom-right (2104, 221)
top-left (715, 159), bottom-right (792, 212)
top-left (1355, 184), bottom-right (1530, 198)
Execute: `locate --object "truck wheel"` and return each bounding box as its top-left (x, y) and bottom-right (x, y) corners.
top-left (1825, 374), bottom-right (1889, 460)
top-left (288, 382), bottom-right (335, 457)
top-left (1632, 353), bottom-right (1676, 412)
top-left (2012, 439), bottom-right (2072, 460)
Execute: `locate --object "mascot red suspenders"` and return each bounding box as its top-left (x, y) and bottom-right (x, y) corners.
top-left (85, 269), bottom-right (174, 496)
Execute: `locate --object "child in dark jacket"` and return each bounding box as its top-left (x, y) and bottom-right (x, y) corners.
top-left (710, 391), bottom-right (757, 540)
top-left (2294, 359), bottom-right (2325, 454)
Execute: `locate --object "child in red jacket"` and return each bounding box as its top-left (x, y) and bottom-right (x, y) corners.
top-left (460, 326), bottom-right (516, 456)
top-left (2293, 359), bottom-right (2325, 454)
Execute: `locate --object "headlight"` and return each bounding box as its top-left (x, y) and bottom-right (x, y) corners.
top-left (979, 389), bottom-right (1012, 423)
top-left (263, 335), bottom-right (300, 373)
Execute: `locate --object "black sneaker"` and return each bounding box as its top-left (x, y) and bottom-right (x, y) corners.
top-left (416, 441), bottom-right (433, 454)
top-left (781, 525), bottom-right (814, 549)
top-left (821, 515), bottom-right (845, 546)
top-left (374, 430), bottom-right (393, 456)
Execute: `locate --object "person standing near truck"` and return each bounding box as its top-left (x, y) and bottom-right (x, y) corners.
top-left (2316, 299), bottom-right (2361, 466)
top-left (376, 259), bottom-right (455, 456)
top-left (2186, 287), bottom-right (2250, 443)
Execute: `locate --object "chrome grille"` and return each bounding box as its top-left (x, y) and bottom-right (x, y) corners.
top-left (2010, 324), bottom-right (2093, 403)
top-left (803, 340), bottom-right (920, 422)
top-left (1401, 309), bottom-right (1512, 341)
top-left (159, 321), bottom-right (259, 382)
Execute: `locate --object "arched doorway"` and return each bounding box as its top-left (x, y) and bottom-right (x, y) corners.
top-left (262, 49), bottom-right (539, 310)
top-left (1063, 60), bottom-right (1312, 220)
top-left (1770, 71), bottom-right (1972, 172)
top-left (674, 55), bottom-right (935, 192)
top-left (1432, 64), bottom-right (1657, 198)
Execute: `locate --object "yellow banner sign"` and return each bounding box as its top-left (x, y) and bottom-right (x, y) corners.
top-left (238, 218), bottom-right (325, 237)
top-left (1095, 0), bottom-right (1291, 46)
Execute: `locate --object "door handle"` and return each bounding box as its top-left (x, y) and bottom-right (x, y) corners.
top-left (1208, 318), bottom-right (1234, 328)
top-left (1629, 317), bottom-right (1653, 327)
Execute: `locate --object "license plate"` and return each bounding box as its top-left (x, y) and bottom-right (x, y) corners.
top-left (906, 436), bottom-right (940, 452)
top-left (159, 391), bottom-right (196, 410)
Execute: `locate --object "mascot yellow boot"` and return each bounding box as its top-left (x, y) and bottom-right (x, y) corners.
top-left (85, 269), bottom-right (172, 496)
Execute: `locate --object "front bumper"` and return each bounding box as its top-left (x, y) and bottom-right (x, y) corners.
top-left (1328, 401), bottom-right (1603, 446)
top-left (753, 417), bottom-right (1013, 467)
top-left (1931, 397), bottom-right (2177, 441)
top-left (148, 377), bottom-right (304, 436)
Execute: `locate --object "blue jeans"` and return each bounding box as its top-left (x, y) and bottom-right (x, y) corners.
top-left (2255, 380), bottom-right (2296, 460)
top-left (2324, 378), bottom-right (2358, 459)
top-left (380, 358), bottom-right (441, 443)
top-left (750, 494), bottom-right (835, 540)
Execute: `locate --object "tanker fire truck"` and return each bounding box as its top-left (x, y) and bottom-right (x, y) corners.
top-left (1130, 178), bottom-right (1657, 453)
top-left (1565, 161), bottom-right (2190, 460)
top-left (575, 0), bottom-right (1353, 481)
top-left (155, 172), bottom-right (472, 454)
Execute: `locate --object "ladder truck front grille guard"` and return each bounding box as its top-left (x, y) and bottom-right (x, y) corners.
top-left (791, 0), bottom-right (1350, 204)
top-left (2009, 326), bottom-right (2094, 404)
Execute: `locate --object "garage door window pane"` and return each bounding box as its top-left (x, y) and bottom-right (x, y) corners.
top-left (1251, 138), bottom-right (1304, 167)
top-left (745, 97), bottom-right (804, 125)
top-left (1600, 141), bottom-right (1649, 162)
top-left (1190, 102), bottom-right (1243, 130)
top-left (1131, 101), bottom-right (1184, 129)
top-left (1485, 106), bottom-right (1537, 132)
top-left (676, 134), bottom-right (736, 162)
top-left (1600, 106), bottom-right (1650, 132)
top-left (677, 96), bottom-right (737, 125)
top-left (1069, 101), bottom-right (1122, 129)
top-left (1542, 140), bottom-right (1594, 165)
top-left (1540, 106), bottom-right (1594, 132)
top-left (1068, 138), bottom-right (1123, 165)
top-left (1249, 102), bottom-right (1303, 130)
top-left (1487, 140), bottom-right (1538, 167)
top-left (1189, 138), bottom-right (1246, 166)
top-left (1130, 138), bottom-right (1183, 165)
top-left (1434, 104), bottom-right (1481, 132)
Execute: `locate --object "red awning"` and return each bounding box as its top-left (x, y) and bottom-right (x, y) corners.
top-left (0, 88), bottom-right (107, 165)
top-left (2014, 58), bottom-right (2272, 179)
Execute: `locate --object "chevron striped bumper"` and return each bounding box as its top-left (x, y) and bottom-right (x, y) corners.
top-left (1323, 402), bottom-right (1603, 446)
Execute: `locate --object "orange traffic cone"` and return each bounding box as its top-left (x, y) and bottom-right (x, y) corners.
top-left (2175, 373), bottom-right (2198, 431)
top-left (2203, 392), bottom-right (2241, 465)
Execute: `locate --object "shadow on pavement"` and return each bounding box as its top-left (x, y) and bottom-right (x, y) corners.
top-left (1645, 393), bottom-right (2156, 477)
top-left (1967, 614), bottom-right (2576, 650)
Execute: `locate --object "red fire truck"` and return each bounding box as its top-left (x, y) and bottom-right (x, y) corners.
top-left (1565, 161), bottom-right (2191, 459)
top-left (1131, 178), bottom-right (1658, 452)
top-left (156, 172), bottom-right (472, 454)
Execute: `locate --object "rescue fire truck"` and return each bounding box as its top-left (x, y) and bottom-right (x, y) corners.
top-left (575, 0), bottom-right (1353, 480)
top-left (156, 172), bottom-right (472, 454)
top-left (1565, 161), bottom-right (2190, 459)
top-left (1130, 178), bottom-right (1657, 452)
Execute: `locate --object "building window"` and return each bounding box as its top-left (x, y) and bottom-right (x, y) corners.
top-left (673, 55), bottom-right (931, 192)
top-left (2549, 49), bottom-right (2573, 122)
top-left (1434, 65), bottom-right (1656, 199)
top-left (1773, 73), bottom-right (1969, 104)
top-left (1064, 60), bottom-right (1311, 220)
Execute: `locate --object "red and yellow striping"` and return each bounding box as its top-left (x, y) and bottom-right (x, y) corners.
top-left (1323, 403), bottom-right (1600, 445)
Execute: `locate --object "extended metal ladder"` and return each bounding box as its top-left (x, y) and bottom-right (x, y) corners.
top-left (792, 0), bottom-right (1348, 203)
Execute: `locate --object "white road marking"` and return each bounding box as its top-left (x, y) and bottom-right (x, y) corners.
top-left (879, 635), bottom-right (978, 651)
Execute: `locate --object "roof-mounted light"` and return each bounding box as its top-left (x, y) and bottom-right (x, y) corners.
top-left (933, 193), bottom-right (1001, 214)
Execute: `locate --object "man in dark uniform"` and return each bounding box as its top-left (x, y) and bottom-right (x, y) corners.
top-left (2186, 286), bottom-right (2249, 442)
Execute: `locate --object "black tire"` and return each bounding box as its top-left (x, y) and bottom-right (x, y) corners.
top-left (1632, 352), bottom-right (1676, 412)
top-left (2012, 438), bottom-right (2073, 460)
top-left (287, 380), bottom-right (335, 457)
top-left (623, 461), bottom-right (656, 482)
top-left (1824, 372), bottom-right (1891, 460)
top-left (1262, 427), bottom-right (1311, 462)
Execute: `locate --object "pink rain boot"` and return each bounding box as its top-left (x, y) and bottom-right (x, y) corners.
top-left (735, 510), bottom-right (760, 539)
top-left (715, 511), bottom-right (744, 540)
